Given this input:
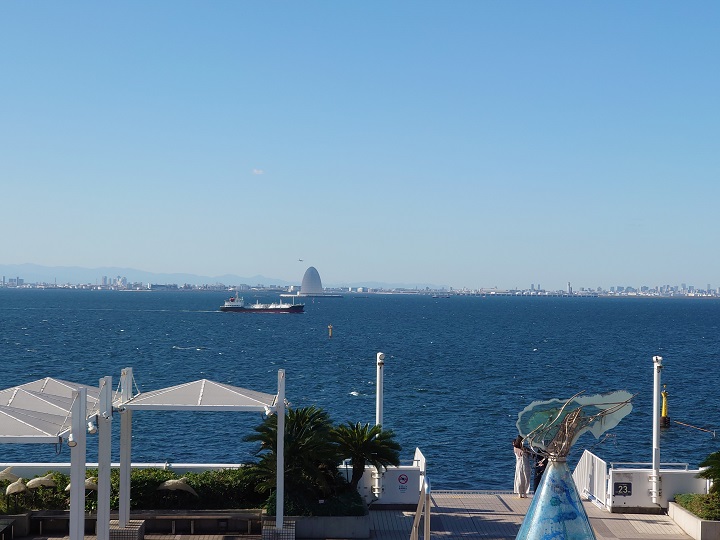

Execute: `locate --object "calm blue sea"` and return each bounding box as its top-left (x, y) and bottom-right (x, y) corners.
top-left (1, 289), bottom-right (719, 490)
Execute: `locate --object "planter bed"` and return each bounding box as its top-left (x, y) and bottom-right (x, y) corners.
top-left (668, 501), bottom-right (720, 540)
top-left (0, 513), bottom-right (30, 539)
top-left (29, 509), bottom-right (263, 536)
top-left (132, 509), bottom-right (262, 534)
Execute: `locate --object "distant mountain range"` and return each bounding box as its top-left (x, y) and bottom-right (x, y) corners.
top-left (0, 263), bottom-right (448, 291)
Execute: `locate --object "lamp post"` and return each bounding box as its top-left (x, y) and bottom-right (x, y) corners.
top-left (651, 356), bottom-right (663, 504)
top-left (276, 369), bottom-right (286, 530)
top-left (376, 352), bottom-right (385, 426)
top-left (373, 352), bottom-right (385, 499)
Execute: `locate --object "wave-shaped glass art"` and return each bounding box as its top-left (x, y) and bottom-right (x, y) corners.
top-left (516, 390), bottom-right (633, 458)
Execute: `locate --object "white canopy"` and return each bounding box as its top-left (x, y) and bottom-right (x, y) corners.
top-left (3, 377), bottom-right (101, 402)
top-left (0, 378), bottom-right (100, 441)
top-left (0, 387), bottom-right (96, 417)
top-left (0, 378), bottom-right (105, 540)
top-left (115, 369), bottom-right (286, 531)
top-left (0, 404), bottom-right (70, 444)
top-left (0, 372), bottom-right (287, 538)
top-left (121, 379), bottom-right (276, 412)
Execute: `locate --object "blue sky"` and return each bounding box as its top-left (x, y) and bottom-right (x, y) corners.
top-left (1, 2), bottom-right (718, 290)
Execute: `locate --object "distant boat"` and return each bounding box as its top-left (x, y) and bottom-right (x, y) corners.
top-left (432, 294), bottom-right (451, 298)
top-left (219, 293), bottom-right (304, 314)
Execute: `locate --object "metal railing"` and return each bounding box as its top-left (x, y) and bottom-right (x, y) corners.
top-left (610, 461), bottom-right (690, 470)
top-left (410, 448), bottom-right (430, 540)
top-left (572, 451), bottom-right (696, 510)
top-left (410, 476), bottom-right (430, 540)
top-left (572, 450), bottom-right (608, 508)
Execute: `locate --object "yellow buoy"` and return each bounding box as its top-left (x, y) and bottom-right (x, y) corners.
top-left (661, 384), bottom-right (670, 428)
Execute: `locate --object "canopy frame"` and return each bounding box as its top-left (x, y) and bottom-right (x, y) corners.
top-left (114, 368), bottom-right (286, 530)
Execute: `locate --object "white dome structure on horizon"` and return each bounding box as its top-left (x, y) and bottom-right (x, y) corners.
top-left (300, 267), bottom-right (323, 295)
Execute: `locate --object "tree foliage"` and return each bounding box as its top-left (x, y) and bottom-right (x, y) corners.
top-left (244, 406), bottom-right (341, 504)
top-left (332, 422), bottom-right (402, 489)
top-left (698, 450), bottom-right (720, 493)
top-left (243, 406), bottom-right (403, 516)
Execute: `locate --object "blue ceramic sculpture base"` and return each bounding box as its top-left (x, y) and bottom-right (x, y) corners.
top-left (515, 459), bottom-right (596, 540)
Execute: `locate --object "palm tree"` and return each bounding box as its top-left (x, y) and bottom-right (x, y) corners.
top-left (697, 451), bottom-right (720, 493)
top-left (244, 406), bottom-right (340, 500)
top-left (332, 422), bottom-right (401, 490)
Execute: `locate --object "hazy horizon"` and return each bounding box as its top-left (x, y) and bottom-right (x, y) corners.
top-left (0, 262), bottom-right (714, 292)
top-left (2, 2), bottom-right (718, 291)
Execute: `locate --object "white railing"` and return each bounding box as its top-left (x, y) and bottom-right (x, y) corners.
top-left (0, 462), bottom-right (243, 476)
top-left (572, 450), bottom-right (609, 508)
top-left (410, 448), bottom-right (430, 540)
top-left (610, 461), bottom-right (690, 470)
top-left (413, 447), bottom-right (427, 488)
top-left (410, 476), bottom-right (430, 540)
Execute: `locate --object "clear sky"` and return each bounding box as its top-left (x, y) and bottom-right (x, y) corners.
top-left (1, 2), bottom-right (718, 290)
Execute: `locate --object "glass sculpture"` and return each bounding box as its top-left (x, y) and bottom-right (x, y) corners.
top-left (514, 390), bottom-right (633, 540)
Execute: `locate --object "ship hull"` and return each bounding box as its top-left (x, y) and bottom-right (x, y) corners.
top-left (220, 305), bottom-right (304, 313)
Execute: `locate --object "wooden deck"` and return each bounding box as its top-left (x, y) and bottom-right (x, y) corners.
top-left (371, 491), bottom-right (692, 540)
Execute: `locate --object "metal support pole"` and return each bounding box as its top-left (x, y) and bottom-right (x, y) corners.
top-left (651, 355), bottom-right (663, 504)
top-left (423, 485), bottom-right (431, 540)
top-left (69, 387), bottom-right (87, 540)
top-left (96, 376), bottom-right (112, 540)
top-left (275, 369), bottom-right (286, 530)
top-left (376, 352), bottom-right (385, 427)
top-left (119, 367), bottom-right (133, 527)
top-left (373, 352), bottom-right (385, 499)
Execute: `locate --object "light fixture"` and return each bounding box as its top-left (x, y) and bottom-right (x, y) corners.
top-left (68, 434), bottom-right (77, 448)
top-left (87, 421), bottom-right (97, 435)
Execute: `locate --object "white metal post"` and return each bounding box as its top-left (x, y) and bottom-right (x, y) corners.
top-left (423, 484), bottom-right (431, 540)
top-left (69, 387), bottom-right (87, 540)
top-left (275, 369), bottom-right (286, 530)
top-left (651, 356), bottom-right (663, 504)
top-left (373, 352), bottom-right (385, 499)
top-left (119, 367), bottom-right (133, 527)
top-left (97, 376), bottom-right (112, 540)
top-left (376, 352), bottom-right (385, 426)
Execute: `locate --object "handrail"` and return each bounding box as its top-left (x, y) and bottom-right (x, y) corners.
top-left (610, 461), bottom-right (690, 470)
top-left (572, 450), bottom-right (608, 509)
top-left (410, 477), bottom-right (430, 540)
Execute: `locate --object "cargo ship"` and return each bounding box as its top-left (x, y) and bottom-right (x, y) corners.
top-left (219, 293), bottom-right (304, 313)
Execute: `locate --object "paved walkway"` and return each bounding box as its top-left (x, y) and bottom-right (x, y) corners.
top-left (21, 492), bottom-right (692, 540)
top-left (370, 491), bottom-right (692, 540)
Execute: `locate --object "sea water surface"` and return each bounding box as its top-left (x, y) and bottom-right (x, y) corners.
top-left (1, 289), bottom-right (719, 490)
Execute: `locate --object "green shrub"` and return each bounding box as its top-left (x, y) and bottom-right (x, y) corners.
top-left (264, 486), bottom-right (367, 517)
top-left (1, 467), bottom-right (266, 514)
top-left (126, 468), bottom-right (178, 510)
top-left (675, 493), bottom-right (720, 521)
top-left (183, 468), bottom-right (265, 509)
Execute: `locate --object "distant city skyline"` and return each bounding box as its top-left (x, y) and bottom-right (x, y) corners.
top-left (0, 263), bottom-right (717, 296)
top-left (1, 3), bottom-right (718, 291)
